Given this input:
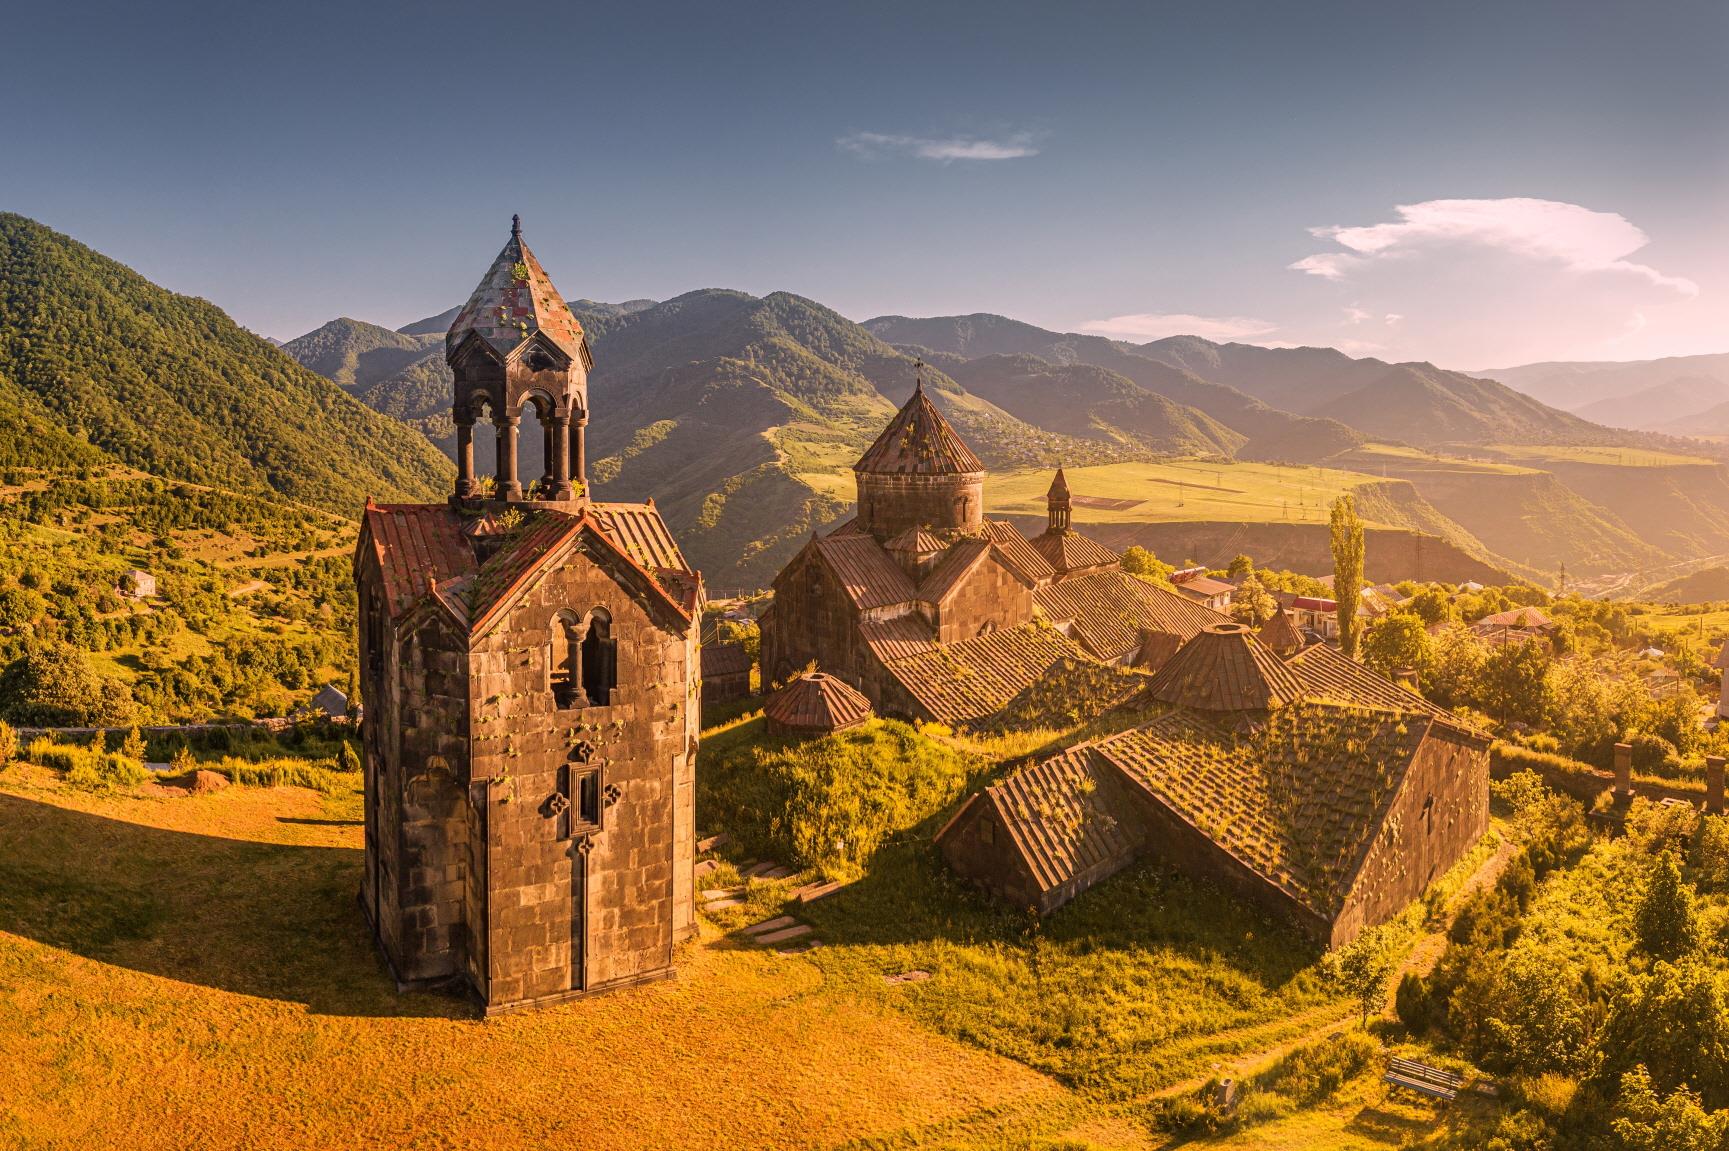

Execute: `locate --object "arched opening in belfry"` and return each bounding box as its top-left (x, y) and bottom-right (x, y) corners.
top-left (522, 393), bottom-right (556, 499)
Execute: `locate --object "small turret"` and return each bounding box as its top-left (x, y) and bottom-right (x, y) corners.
top-left (1046, 467), bottom-right (1071, 533)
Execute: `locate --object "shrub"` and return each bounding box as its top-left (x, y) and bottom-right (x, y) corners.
top-left (0, 719), bottom-right (15, 766)
top-left (1259, 1031), bottom-right (1377, 1104)
top-left (212, 755), bottom-right (346, 793)
top-left (1396, 970), bottom-right (1434, 1034)
top-left (29, 735), bottom-right (151, 791)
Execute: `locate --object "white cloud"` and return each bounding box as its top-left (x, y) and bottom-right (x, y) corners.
top-left (837, 131), bottom-right (1040, 162)
top-left (1292, 197), bottom-right (1698, 296)
top-left (1079, 312), bottom-right (1280, 342)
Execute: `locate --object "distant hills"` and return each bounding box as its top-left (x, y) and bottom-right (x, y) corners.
top-left (0, 214), bottom-right (449, 512)
top-left (1475, 353), bottom-right (1729, 433)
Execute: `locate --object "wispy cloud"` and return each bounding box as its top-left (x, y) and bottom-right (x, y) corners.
top-left (837, 131), bottom-right (1040, 162)
top-left (1079, 312), bottom-right (1279, 343)
top-left (1291, 197), bottom-right (1698, 296)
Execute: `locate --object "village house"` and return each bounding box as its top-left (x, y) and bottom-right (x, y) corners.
top-left (311, 684), bottom-right (349, 719)
top-left (937, 621), bottom-right (1490, 946)
top-left (1170, 568), bottom-right (1235, 612)
top-left (758, 377), bottom-right (1227, 727)
top-left (1468, 605), bottom-right (1556, 648)
top-left (119, 568), bottom-right (157, 599)
top-left (352, 217), bottom-right (702, 1014)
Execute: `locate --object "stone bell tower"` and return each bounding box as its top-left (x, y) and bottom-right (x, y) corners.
top-left (446, 215), bottom-right (591, 504)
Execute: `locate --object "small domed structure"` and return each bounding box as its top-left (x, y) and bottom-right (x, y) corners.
top-left (763, 672), bottom-right (874, 736)
top-left (1143, 621), bottom-right (1304, 712)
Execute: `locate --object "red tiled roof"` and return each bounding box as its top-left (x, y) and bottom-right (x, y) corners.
top-left (854, 382), bottom-right (985, 475)
top-left (763, 672), bottom-right (873, 732)
top-left (982, 521), bottom-right (1057, 584)
top-left (882, 625), bottom-right (1086, 726)
top-left (1035, 571), bottom-right (1226, 663)
top-left (1474, 606), bottom-right (1554, 629)
top-left (465, 513), bottom-right (587, 633)
top-left (814, 532), bottom-right (917, 610)
top-left (1030, 528), bottom-right (1120, 575)
top-left (701, 642), bottom-right (753, 677)
top-left (361, 505), bottom-right (474, 620)
top-left (859, 615), bottom-right (938, 662)
top-left (1143, 622), bottom-right (1306, 711)
top-left (885, 527), bottom-right (945, 555)
top-left (968, 746), bottom-right (1142, 895)
top-left (591, 501), bottom-right (693, 574)
top-left (1097, 702), bottom-right (1432, 917)
top-left (1257, 609), bottom-right (1306, 656)
top-left (445, 219), bottom-right (589, 364)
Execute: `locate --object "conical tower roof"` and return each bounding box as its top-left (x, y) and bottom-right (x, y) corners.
top-left (854, 377), bottom-right (985, 476)
top-left (763, 672), bottom-right (874, 734)
top-left (1047, 467), bottom-right (1071, 501)
top-left (446, 215), bottom-right (589, 363)
top-left (1257, 608), bottom-right (1306, 656)
top-left (1144, 621), bottom-right (1305, 712)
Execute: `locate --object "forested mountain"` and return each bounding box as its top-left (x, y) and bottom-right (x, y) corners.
top-left (0, 214), bottom-right (449, 511)
top-left (1306, 363), bottom-right (1615, 446)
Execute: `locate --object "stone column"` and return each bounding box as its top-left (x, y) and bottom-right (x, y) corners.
top-left (551, 413), bottom-right (573, 500)
top-left (455, 420), bottom-right (476, 498)
top-left (572, 414), bottom-right (589, 497)
top-left (1707, 755), bottom-right (1725, 815)
top-left (1613, 741), bottom-right (1633, 800)
top-left (497, 416), bottom-right (522, 500)
top-left (541, 418), bottom-right (555, 491)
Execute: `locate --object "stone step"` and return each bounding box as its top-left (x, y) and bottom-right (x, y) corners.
top-left (756, 924), bottom-right (812, 945)
top-left (742, 861), bottom-right (778, 879)
top-left (694, 859), bottom-right (719, 878)
top-left (696, 833), bottom-right (730, 853)
top-left (742, 915), bottom-right (799, 936)
top-left (701, 887), bottom-right (742, 902)
top-left (761, 865), bottom-right (797, 880)
top-left (704, 898), bottom-right (744, 911)
top-left (793, 880), bottom-right (847, 904)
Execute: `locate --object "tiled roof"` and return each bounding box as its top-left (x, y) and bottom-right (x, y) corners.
top-left (1143, 622), bottom-right (1306, 711)
top-left (763, 672), bottom-right (873, 732)
top-left (1035, 571), bottom-right (1226, 662)
top-left (1030, 528), bottom-right (1120, 575)
top-left (814, 533), bottom-right (916, 610)
top-left (1096, 702), bottom-right (1431, 917)
top-left (1474, 606), bottom-right (1554, 629)
top-left (882, 625), bottom-right (1085, 726)
top-left (1257, 609), bottom-right (1306, 656)
top-left (918, 538), bottom-right (991, 605)
top-left (982, 521), bottom-right (1057, 584)
top-left (445, 218), bottom-right (589, 363)
top-left (885, 527), bottom-right (945, 555)
top-left (975, 747), bottom-right (1142, 894)
top-left (361, 505), bottom-right (474, 620)
top-left (591, 501), bottom-right (693, 574)
top-left (363, 504), bottom-right (696, 635)
top-left (1283, 643), bottom-right (1457, 723)
top-left (854, 382), bottom-right (985, 475)
top-left (1174, 575), bottom-right (1236, 598)
top-left (859, 615), bottom-right (938, 662)
top-left (701, 642), bottom-right (753, 677)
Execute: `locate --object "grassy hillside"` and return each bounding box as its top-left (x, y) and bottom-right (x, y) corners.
top-left (278, 318), bottom-right (439, 392)
top-left (1309, 362), bottom-right (1618, 447)
top-left (0, 214), bottom-right (450, 512)
top-left (1647, 565), bottom-right (1729, 603)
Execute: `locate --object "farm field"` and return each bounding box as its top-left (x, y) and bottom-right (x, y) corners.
top-left (985, 458), bottom-right (1379, 527)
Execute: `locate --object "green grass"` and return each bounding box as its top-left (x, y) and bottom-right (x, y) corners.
top-left (985, 459), bottom-right (1380, 526)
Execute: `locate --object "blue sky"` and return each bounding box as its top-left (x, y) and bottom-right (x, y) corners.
top-left (4, 0), bottom-right (1726, 366)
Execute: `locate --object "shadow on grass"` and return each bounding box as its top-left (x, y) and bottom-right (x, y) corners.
top-left (0, 791), bottom-right (466, 1019)
top-left (276, 816), bottom-right (363, 826)
top-left (1344, 1102), bottom-right (1434, 1143)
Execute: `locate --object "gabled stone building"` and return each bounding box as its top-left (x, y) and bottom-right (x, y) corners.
top-left (759, 375), bottom-right (1227, 727)
top-left (353, 218), bottom-right (702, 1014)
top-left (937, 621), bottom-right (1489, 946)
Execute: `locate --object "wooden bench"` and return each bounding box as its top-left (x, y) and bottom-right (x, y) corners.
top-left (1384, 1056), bottom-right (1464, 1101)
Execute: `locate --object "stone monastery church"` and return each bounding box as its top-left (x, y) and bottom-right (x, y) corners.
top-left (354, 219), bottom-right (701, 1013)
top-left (760, 375), bottom-right (1490, 946)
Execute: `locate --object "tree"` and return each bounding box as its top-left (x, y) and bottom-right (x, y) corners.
top-left (1406, 585), bottom-right (1455, 627)
top-left (1361, 612), bottom-right (1431, 678)
top-left (1330, 495), bottom-right (1365, 659)
top-left (1635, 851), bottom-right (1702, 961)
top-left (1226, 553), bottom-right (1254, 579)
top-left (1612, 1066), bottom-right (1729, 1151)
top-left (1602, 959), bottom-right (1729, 1107)
top-left (1329, 926), bottom-right (1396, 1027)
top-left (0, 720), bottom-right (14, 766)
top-left (1229, 573), bottom-right (1278, 627)
top-left (340, 740), bottom-right (362, 774)
top-left (1689, 814), bottom-right (1729, 895)
top-left (0, 641), bottom-right (135, 726)
top-left (346, 665), bottom-right (360, 709)
top-left (1480, 639), bottom-right (1552, 728)
top-left (120, 725), bottom-right (146, 763)
top-left (1121, 546), bottom-right (1173, 584)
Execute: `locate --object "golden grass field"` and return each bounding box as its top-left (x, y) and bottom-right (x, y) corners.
top-left (0, 759), bottom-right (1465, 1150)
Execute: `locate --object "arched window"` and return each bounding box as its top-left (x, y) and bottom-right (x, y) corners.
top-left (550, 611), bottom-right (582, 709)
top-left (581, 607), bottom-right (618, 707)
top-left (977, 620), bottom-right (996, 637)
